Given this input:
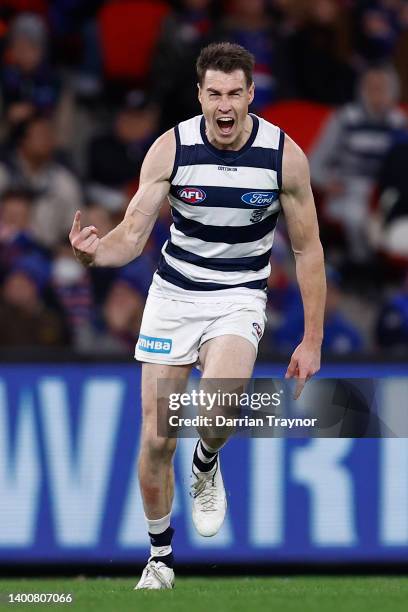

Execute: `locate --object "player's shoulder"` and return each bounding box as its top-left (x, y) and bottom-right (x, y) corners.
top-left (141, 128), bottom-right (177, 182)
top-left (281, 134), bottom-right (309, 191)
top-left (252, 114), bottom-right (282, 150)
top-left (176, 114), bottom-right (203, 145)
top-left (143, 115), bottom-right (203, 182)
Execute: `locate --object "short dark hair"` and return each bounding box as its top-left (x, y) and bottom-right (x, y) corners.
top-left (11, 113), bottom-right (49, 148)
top-left (196, 42), bottom-right (254, 88)
top-left (1, 188), bottom-right (33, 205)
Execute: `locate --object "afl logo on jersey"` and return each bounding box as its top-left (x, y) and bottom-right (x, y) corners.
top-left (177, 187), bottom-right (206, 204)
top-left (241, 191), bottom-right (279, 207)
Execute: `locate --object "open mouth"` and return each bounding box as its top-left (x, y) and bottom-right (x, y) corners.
top-left (216, 117), bottom-right (235, 135)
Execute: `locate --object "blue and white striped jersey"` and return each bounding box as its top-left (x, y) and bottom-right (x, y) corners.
top-left (156, 113), bottom-right (285, 295)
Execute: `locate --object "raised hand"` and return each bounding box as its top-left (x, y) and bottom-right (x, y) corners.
top-left (69, 210), bottom-right (100, 267)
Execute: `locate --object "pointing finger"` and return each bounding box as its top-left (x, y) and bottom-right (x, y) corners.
top-left (69, 211), bottom-right (81, 239)
top-left (285, 357), bottom-right (298, 379)
top-left (293, 377), bottom-right (306, 400)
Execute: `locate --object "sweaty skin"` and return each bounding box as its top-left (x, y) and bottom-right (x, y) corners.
top-left (69, 128), bottom-right (176, 268)
top-left (69, 69), bottom-right (326, 397)
top-left (280, 136), bottom-right (326, 398)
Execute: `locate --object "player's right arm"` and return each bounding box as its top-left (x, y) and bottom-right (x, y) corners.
top-left (69, 129), bottom-right (175, 267)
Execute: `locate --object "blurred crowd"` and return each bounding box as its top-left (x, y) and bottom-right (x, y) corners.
top-left (0, 0), bottom-right (407, 357)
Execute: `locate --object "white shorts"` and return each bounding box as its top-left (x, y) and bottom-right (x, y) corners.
top-left (134, 274), bottom-right (267, 366)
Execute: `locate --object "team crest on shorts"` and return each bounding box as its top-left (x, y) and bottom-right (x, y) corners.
top-left (252, 322), bottom-right (263, 340)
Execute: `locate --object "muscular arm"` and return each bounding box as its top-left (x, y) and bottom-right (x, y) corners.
top-left (280, 135), bottom-right (326, 395)
top-left (69, 129), bottom-right (175, 267)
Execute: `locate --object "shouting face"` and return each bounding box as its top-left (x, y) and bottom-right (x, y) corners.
top-left (198, 69), bottom-right (255, 150)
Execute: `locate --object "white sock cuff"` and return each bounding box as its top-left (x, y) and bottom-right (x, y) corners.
top-left (145, 512), bottom-right (171, 535)
top-left (151, 544), bottom-right (172, 557)
top-left (201, 439), bottom-right (225, 453)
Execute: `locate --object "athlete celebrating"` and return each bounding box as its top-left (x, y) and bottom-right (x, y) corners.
top-left (69, 42), bottom-right (326, 589)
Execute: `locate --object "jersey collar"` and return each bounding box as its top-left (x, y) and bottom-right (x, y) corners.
top-left (200, 113), bottom-right (259, 162)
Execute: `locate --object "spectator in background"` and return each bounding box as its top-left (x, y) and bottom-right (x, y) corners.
top-left (354, 0), bottom-right (408, 64)
top-left (270, 266), bottom-right (364, 355)
top-left (150, 0), bottom-right (215, 131)
top-left (0, 252), bottom-right (65, 347)
top-left (288, 0), bottom-right (355, 104)
top-left (0, 12), bottom-right (75, 148)
top-left (87, 91), bottom-right (158, 196)
top-left (368, 129), bottom-right (408, 267)
top-left (322, 267), bottom-right (364, 354)
top-left (47, 0), bottom-right (104, 98)
top-left (213, 0), bottom-right (293, 108)
top-left (0, 114), bottom-right (82, 248)
top-left (0, 14), bottom-right (59, 127)
top-left (52, 241), bottom-right (93, 350)
top-left (376, 273), bottom-right (408, 352)
top-left (310, 65), bottom-right (406, 265)
top-left (93, 257), bottom-right (155, 354)
top-left (97, 280), bottom-right (145, 353)
top-left (0, 188), bottom-right (46, 278)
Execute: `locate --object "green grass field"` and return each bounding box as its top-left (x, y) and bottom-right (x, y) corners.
top-left (0, 577), bottom-right (408, 612)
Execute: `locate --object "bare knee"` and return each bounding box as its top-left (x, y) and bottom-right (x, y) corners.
top-left (141, 434), bottom-right (177, 464)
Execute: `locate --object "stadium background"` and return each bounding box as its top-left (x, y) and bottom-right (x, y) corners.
top-left (0, 0), bottom-right (407, 574)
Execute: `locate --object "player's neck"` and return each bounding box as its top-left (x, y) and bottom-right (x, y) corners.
top-left (205, 114), bottom-right (253, 151)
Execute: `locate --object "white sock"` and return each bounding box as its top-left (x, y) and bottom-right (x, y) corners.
top-left (146, 512), bottom-right (173, 560)
top-left (197, 439), bottom-right (218, 464)
top-left (146, 512), bottom-right (171, 534)
top-left (150, 543), bottom-right (172, 559)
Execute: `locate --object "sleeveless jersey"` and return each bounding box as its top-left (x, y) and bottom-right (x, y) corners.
top-left (156, 113), bottom-right (284, 293)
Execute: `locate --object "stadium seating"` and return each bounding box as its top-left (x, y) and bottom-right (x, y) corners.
top-left (98, 0), bottom-right (169, 84)
top-left (261, 100), bottom-right (333, 154)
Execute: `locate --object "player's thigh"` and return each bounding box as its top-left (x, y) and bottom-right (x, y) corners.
top-left (199, 334), bottom-right (256, 379)
top-left (141, 362), bottom-right (192, 441)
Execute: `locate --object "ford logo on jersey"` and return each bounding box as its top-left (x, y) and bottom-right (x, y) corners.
top-left (241, 191), bottom-right (279, 207)
top-left (177, 187), bottom-right (206, 204)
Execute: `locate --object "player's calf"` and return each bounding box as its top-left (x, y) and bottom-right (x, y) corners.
top-left (136, 435), bottom-right (177, 588)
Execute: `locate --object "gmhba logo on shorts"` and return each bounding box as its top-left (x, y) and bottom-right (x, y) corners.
top-left (241, 191), bottom-right (279, 207)
top-left (177, 187), bottom-right (206, 204)
top-left (138, 335), bottom-right (172, 354)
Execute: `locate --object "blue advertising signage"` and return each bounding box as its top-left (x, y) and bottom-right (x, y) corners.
top-left (0, 362), bottom-right (407, 564)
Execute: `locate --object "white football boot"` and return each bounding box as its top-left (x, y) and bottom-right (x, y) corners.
top-left (134, 558), bottom-right (174, 590)
top-left (191, 458), bottom-right (227, 537)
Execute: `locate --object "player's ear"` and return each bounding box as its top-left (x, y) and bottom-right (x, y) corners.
top-left (197, 82), bottom-right (202, 103)
top-left (248, 81), bottom-right (255, 105)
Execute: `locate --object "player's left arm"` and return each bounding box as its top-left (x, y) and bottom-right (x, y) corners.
top-left (279, 134), bottom-right (327, 399)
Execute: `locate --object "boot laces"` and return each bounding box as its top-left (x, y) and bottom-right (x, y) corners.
top-left (139, 560), bottom-right (172, 589)
top-left (191, 468), bottom-right (218, 512)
